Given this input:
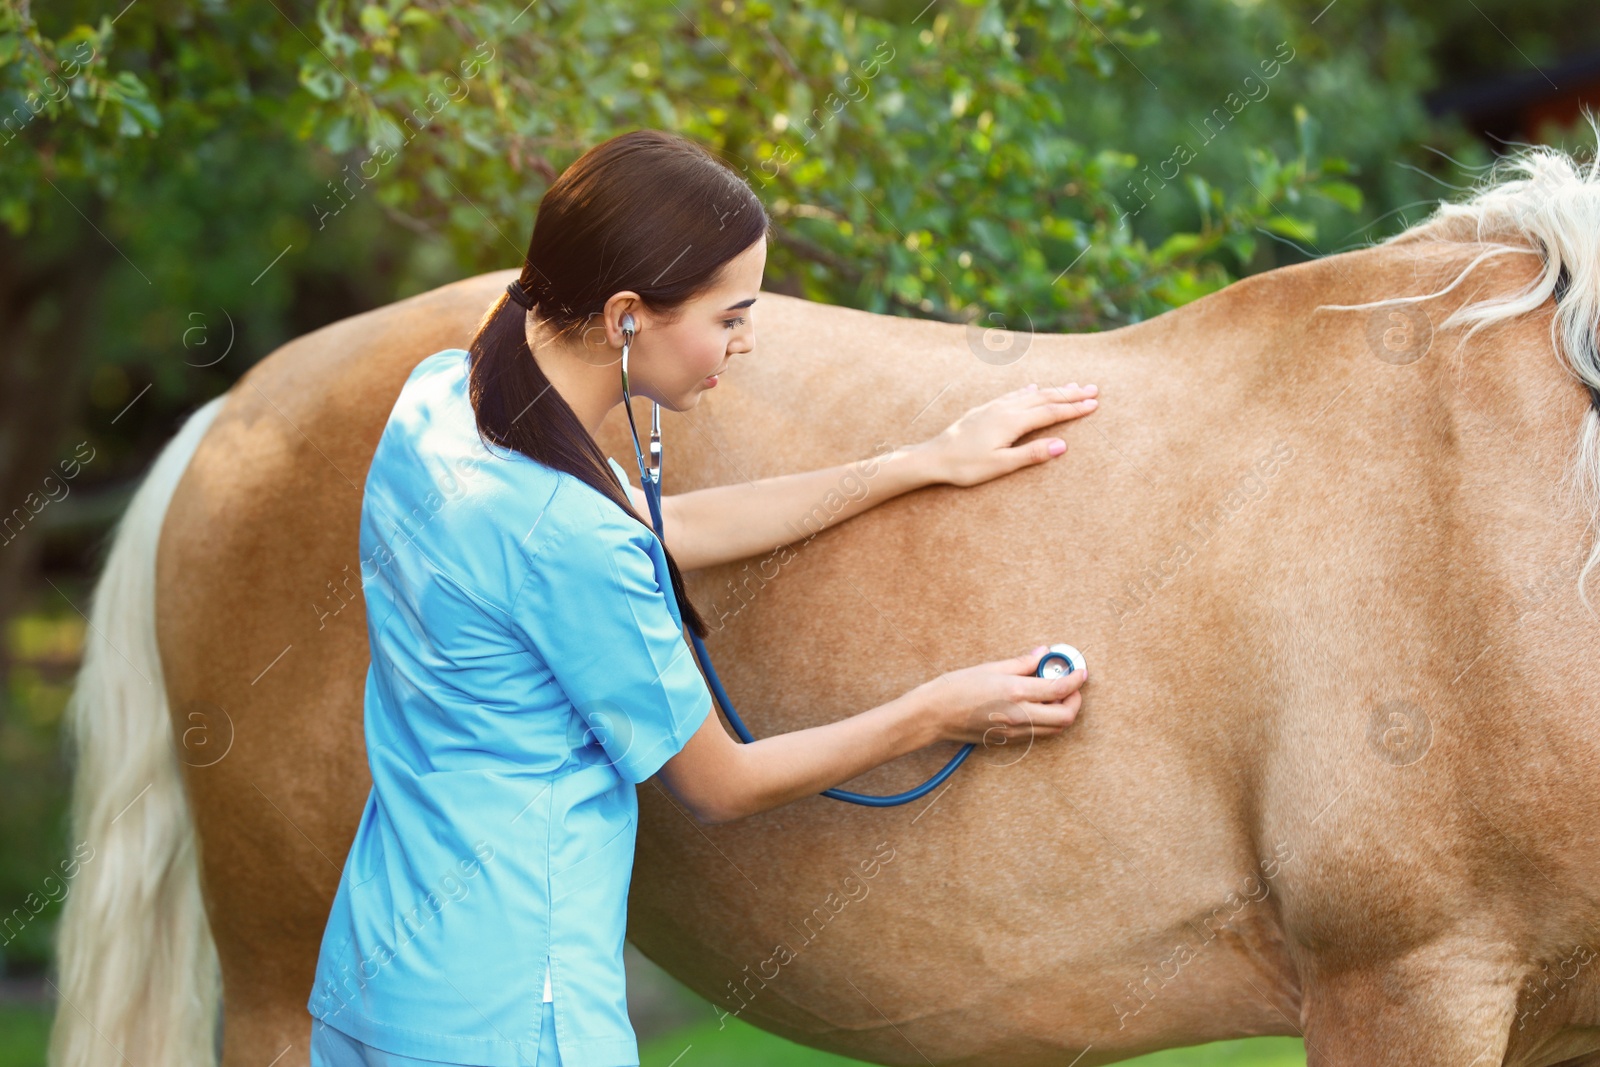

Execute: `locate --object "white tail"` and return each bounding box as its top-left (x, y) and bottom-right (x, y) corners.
top-left (48, 394), bottom-right (228, 1067)
top-left (1319, 111), bottom-right (1600, 606)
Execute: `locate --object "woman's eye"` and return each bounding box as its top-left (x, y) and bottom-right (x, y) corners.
top-left (722, 316), bottom-right (746, 330)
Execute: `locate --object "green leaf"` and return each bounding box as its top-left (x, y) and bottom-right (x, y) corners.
top-left (325, 113), bottom-right (355, 154)
top-left (1222, 231), bottom-right (1256, 265)
top-left (300, 61), bottom-right (346, 102)
top-left (968, 217), bottom-right (1011, 260)
top-left (1313, 179), bottom-right (1363, 213)
top-left (1294, 102), bottom-right (1317, 162)
top-left (1152, 231), bottom-right (1204, 262)
top-left (359, 5), bottom-right (390, 35)
top-left (1262, 214), bottom-right (1317, 242)
top-left (111, 72), bottom-right (160, 130)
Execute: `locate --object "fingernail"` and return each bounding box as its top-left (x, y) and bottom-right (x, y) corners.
top-left (1083, 398), bottom-right (1097, 408)
top-left (1033, 645), bottom-right (1047, 655)
top-left (1047, 439), bottom-right (1066, 456)
top-left (1026, 383), bottom-right (1038, 392)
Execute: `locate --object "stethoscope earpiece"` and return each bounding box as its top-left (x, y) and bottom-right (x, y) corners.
top-left (618, 313), bottom-right (660, 498)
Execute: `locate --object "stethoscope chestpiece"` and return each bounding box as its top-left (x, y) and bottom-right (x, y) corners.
top-left (1035, 643), bottom-right (1087, 679)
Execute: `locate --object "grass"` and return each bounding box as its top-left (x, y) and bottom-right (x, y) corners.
top-left (639, 1013), bottom-right (1305, 1067)
top-left (1, 1004), bottom-right (1305, 1067)
top-left (0, 1006), bottom-right (51, 1067)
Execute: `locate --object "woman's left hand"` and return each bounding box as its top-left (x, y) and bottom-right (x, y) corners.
top-left (918, 382), bottom-right (1099, 488)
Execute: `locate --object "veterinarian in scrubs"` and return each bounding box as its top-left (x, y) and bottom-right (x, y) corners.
top-left (306, 129), bottom-right (1097, 1067)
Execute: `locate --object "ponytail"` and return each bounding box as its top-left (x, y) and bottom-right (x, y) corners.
top-left (466, 283), bottom-right (711, 639)
top-left (465, 128), bottom-right (772, 642)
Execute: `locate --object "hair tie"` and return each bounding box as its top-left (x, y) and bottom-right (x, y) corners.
top-left (505, 279), bottom-right (535, 310)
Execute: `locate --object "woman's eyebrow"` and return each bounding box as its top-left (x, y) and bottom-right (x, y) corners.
top-left (722, 297), bottom-right (758, 310)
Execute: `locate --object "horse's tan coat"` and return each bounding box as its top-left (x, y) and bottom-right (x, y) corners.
top-left (156, 225), bottom-right (1600, 1066)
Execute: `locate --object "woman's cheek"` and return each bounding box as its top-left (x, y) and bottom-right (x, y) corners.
top-left (697, 339), bottom-right (723, 379)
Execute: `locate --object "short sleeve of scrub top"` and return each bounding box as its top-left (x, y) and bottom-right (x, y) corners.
top-left (305, 349), bottom-right (715, 1067)
top-left (510, 464), bottom-right (714, 785)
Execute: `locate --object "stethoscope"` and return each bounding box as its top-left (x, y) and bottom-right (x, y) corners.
top-left (616, 313), bottom-right (1087, 807)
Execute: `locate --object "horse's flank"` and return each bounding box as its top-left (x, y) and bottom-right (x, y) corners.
top-left (50, 138), bottom-right (1600, 1067)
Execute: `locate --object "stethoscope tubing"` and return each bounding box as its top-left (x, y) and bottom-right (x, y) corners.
top-left (618, 326), bottom-right (1074, 807)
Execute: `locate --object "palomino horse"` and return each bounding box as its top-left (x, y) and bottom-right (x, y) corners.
top-left (49, 138), bottom-right (1600, 1067)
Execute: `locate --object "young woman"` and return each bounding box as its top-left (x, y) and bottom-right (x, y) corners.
top-left (305, 129), bottom-right (1098, 1067)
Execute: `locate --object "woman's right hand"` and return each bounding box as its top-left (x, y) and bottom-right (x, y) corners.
top-left (913, 645), bottom-right (1086, 746)
top-left (659, 643), bottom-right (1086, 824)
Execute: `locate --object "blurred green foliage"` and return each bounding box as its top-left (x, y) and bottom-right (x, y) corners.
top-left (7, 0), bottom-right (1440, 370)
top-left (0, 581), bottom-right (85, 975)
top-left (274, 0), bottom-right (1371, 328)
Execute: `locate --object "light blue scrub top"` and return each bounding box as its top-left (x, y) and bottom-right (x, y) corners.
top-left (307, 348), bottom-right (714, 1067)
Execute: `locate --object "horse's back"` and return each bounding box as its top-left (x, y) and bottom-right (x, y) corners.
top-left (155, 237), bottom-right (1600, 1065)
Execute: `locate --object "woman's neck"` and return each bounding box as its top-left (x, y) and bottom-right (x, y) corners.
top-left (526, 319), bottom-right (621, 437)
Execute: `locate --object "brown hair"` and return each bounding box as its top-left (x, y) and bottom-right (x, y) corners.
top-left (467, 129), bottom-right (771, 638)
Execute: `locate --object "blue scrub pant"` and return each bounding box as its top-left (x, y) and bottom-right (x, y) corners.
top-left (309, 1002), bottom-right (563, 1066)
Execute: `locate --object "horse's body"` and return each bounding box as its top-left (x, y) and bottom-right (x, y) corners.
top-left (48, 147), bottom-right (1600, 1067)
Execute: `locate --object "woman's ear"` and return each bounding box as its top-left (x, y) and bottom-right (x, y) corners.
top-left (602, 291), bottom-right (644, 346)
